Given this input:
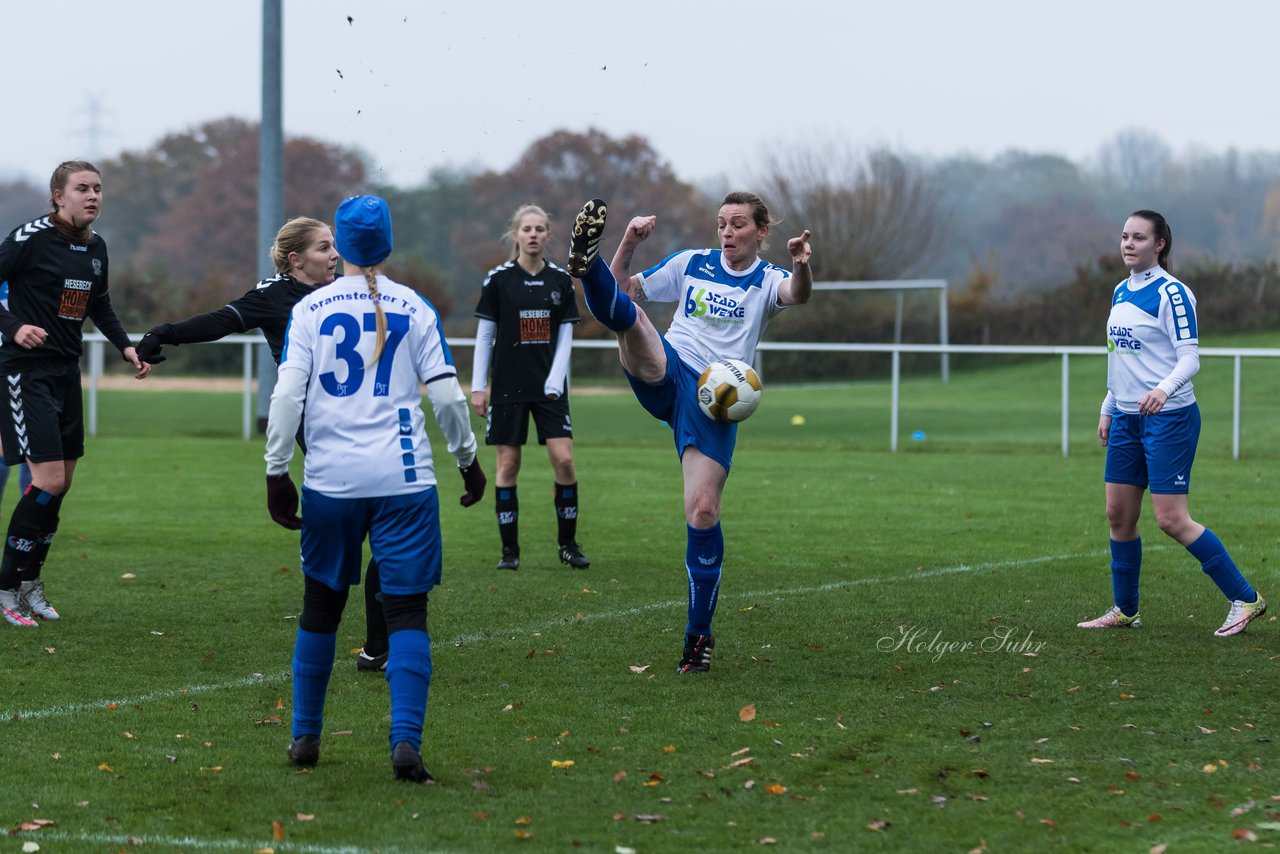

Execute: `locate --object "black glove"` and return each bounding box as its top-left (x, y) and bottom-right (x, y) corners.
top-left (136, 325), bottom-right (174, 365)
top-left (266, 473), bottom-right (302, 530)
top-left (458, 457), bottom-right (487, 508)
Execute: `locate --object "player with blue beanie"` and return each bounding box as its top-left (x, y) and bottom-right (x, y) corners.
top-left (567, 194), bottom-right (813, 672)
top-left (265, 194), bottom-right (487, 781)
top-left (1079, 209), bottom-right (1266, 637)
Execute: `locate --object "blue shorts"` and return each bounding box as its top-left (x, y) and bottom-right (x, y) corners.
top-left (299, 487), bottom-right (442, 594)
top-left (625, 335), bottom-right (737, 472)
top-left (1104, 404), bottom-right (1200, 495)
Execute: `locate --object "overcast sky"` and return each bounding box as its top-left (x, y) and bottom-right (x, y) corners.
top-left (3, 0), bottom-right (1278, 189)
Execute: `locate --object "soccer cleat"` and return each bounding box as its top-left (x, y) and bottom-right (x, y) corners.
top-left (20, 579), bottom-right (60, 621)
top-left (1214, 594), bottom-right (1267, 637)
top-left (1076, 606), bottom-right (1142, 629)
top-left (677, 633), bottom-right (715, 674)
top-left (496, 548), bottom-right (520, 571)
top-left (356, 648), bottom-right (388, 672)
top-left (287, 734), bottom-right (321, 768)
top-left (391, 741), bottom-right (435, 783)
top-left (558, 543), bottom-right (590, 569)
top-left (0, 587), bottom-right (37, 628)
top-left (566, 198), bottom-right (607, 278)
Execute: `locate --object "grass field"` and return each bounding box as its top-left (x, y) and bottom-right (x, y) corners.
top-left (2, 347), bottom-right (1277, 853)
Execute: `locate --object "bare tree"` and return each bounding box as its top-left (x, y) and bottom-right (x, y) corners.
top-left (754, 143), bottom-right (941, 279)
top-left (1093, 129), bottom-right (1172, 193)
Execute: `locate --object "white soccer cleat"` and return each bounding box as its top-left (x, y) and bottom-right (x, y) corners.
top-left (1214, 594), bottom-right (1266, 637)
top-left (1077, 605), bottom-right (1141, 629)
top-left (20, 579), bottom-right (60, 621)
top-left (0, 587), bottom-right (37, 627)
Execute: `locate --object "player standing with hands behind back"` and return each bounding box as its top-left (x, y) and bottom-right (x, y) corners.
top-left (0, 161), bottom-right (150, 628)
top-left (264, 195), bottom-right (486, 781)
top-left (1079, 209), bottom-right (1265, 637)
top-left (471, 204), bottom-right (589, 571)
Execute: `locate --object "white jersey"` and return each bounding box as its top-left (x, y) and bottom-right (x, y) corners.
top-left (637, 249), bottom-right (789, 372)
top-left (279, 274), bottom-right (458, 497)
top-left (1105, 265), bottom-right (1198, 414)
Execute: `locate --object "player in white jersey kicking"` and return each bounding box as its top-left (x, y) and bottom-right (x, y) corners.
top-left (567, 194), bottom-right (812, 673)
top-left (265, 195), bottom-right (487, 781)
top-left (1079, 209), bottom-right (1266, 637)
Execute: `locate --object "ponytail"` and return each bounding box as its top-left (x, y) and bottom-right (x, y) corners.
top-left (363, 269), bottom-right (388, 365)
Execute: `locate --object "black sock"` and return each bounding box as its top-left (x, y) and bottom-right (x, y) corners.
top-left (22, 494), bottom-right (63, 582)
top-left (1, 486), bottom-right (58, 588)
top-left (496, 485), bottom-right (519, 553)
top-left (363, 557), bottom-right (389, 656)
top-left (555, 482), bottom-right (579, 548)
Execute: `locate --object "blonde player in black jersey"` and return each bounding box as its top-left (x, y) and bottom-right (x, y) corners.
top-left (471, 204), bottom-right (589, 571)
top-left (0, 161), bottom-right (150, 627)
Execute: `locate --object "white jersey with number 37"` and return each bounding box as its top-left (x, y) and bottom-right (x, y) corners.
top-left (279, 274), bottom-right (457, 497)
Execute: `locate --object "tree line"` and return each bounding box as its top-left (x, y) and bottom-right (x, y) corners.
top-left (2, 120), bottom-right (1277, 379)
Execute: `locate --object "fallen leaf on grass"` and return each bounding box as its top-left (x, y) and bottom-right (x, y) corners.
top-left (296, 814), bottom-right (314, 821)
top-left (628, 665), bottom-right (650, 674)
top-left (551, 760), bottom-right (574, 769)
top-left (19, 819), bottom-right (55, 831)
top-left (663, 745), bottom-right (676, 753)
top-left (867, 818), bottom-right (890, 831)
top-left (765, 783), bottom-right (786, 796)
top-left (1202, 764), bottom-right (1218, 774)
top-left (613, 770), bottom-right (627, 783)
top-left (1149, 845), bottom-right (1169, 854)
top-left (1198, 726), bottom-right (1215, 734)
top-left (200, 766), bottom-right (224, 772)
top-left (1231, 828), bottom-right (1258, 841)
top-left (633, 814), bottom-right (665, 823)
top-left (758, 838), bottom-right (777, 845)
top-left (272, 820), bottom-right (285, 841)
top-left (97, 763), bottom-right (112, 772)
top-left (332, 731), bottom-right (353, 737)
top-left (1029, 758), bottom-right (1054, 764)
top-left (514, 830), bottom-right (534, 840)
top-left (739, 705), bottom-right (756, 723)
top-left (1040, 819), bottom-right (1056, 828)
top-left (275, 698), bottom-right (284, 710)
top-left (514, 816), bottom-right (532, 826)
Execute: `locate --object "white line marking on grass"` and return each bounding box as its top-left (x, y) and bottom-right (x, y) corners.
top-left (18, 831), bottom-right (456, 854)
top-left (1, 671), bottom-right (288, 723)
top-left (8, 546), bottom-right (1152, 723)
top-left (445, 548), bottom-right (1112, 645)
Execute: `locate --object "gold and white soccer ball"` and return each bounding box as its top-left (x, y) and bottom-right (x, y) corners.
top-left (696, 358), bottom-right (763, 423)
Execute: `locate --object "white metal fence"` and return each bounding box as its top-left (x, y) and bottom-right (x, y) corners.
top-left (83, 333), bottom-right (1280, 459)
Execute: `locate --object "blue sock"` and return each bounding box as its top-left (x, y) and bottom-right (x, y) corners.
top-left (685, 523), bottom-right (723, 636)
top-left (580, 256), bottom-right (636, 332)
top-left (1110, 538), bottom-right (1141, 616)
top-left (1187, 528), bottom-right (1255, 602)
top-left (291, 628), bottom-right (336, 739)
top-left (386, 629), bottom-right (432, 751)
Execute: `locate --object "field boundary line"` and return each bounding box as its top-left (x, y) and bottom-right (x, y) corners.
top-left (6, 546), bottom-right (1161, 724)
top-left (15, 830), bottom-right (454, 854)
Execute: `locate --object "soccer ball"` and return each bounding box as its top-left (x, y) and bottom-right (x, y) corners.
top-left (697, 358), bottom-right (763, 423)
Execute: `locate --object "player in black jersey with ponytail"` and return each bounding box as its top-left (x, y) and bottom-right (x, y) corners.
top-left (135, 217), bottom-right (392, 670)
top-left (0, 160), bottom-right (151, 627)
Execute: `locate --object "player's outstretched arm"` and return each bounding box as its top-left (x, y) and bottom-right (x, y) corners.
top-left (610, 215), bottom-right (656, 300)
top-left (778, 230), bottom-right (813, 306)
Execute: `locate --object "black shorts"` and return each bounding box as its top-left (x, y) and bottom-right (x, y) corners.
top-left (0, 360), bottom-right (85, 465)
top-left (485, 398), bottom-right (573, 446)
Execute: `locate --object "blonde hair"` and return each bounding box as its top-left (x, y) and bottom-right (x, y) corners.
top-left (270, 217), bottom-right (329, 276)
top-left (362, 267), bottom-right (389, 365)
top-left (505, 203), bottom-right (550, 260)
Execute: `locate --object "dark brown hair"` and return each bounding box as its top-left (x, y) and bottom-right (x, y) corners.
top-left (1129, 209), bottom-right (1173, 272)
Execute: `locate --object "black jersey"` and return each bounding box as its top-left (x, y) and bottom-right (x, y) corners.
top-left (157, 274), bottom-right (317, 364)
top-left (0, 216), bottom-right (132, 368)
top-left (475, 260), bottom-right (580, 403)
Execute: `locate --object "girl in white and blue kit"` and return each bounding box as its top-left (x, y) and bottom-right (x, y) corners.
top-left (1079, 210), bottom-right (1265, 637)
